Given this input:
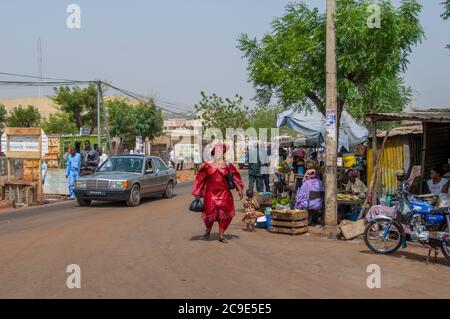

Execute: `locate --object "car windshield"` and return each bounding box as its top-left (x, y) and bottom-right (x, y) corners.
top-left (98, 157), bottom-right (143, 173)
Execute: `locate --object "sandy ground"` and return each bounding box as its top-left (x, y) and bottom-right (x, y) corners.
top-left (0, 178), bottom-right (449, 299)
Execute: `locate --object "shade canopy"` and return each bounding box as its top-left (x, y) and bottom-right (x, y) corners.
top-left (276, 109), bottom-right (368, 151)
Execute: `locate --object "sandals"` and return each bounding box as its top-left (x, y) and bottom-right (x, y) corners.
top-left (203, 230), bottom-right (211, 241)
top-left (219, 237), bottom-right (228, 244)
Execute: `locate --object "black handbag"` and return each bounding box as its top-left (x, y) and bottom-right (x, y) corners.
top-left (225, 163), bottom-right (236, 190)
top-left (189, 197), bottom-right (204, 212)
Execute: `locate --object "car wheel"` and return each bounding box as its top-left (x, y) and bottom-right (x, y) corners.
top-left (163, 181), bottom-right (174, 198)
top-left (126, 184), bottom-right (141, 207)
top-left (77, 198), bottom-right (91, 207)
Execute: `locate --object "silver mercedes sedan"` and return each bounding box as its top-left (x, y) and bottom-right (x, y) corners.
top-left (74, 155), bottom-right (177, 207)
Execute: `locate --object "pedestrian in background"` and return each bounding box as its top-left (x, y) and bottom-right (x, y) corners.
top-left (41, 158), bottom-right (48, 186)
top-left (260, 143), bottom-right (271, 192)
top-left (192, 144), bottom-right (244, 243)
top-left (98, 147), bottom-right (109, 168)
top-left (242, 189), bottom-right (259, 232)
top-left (80, 140), bottom-right (99, 175)
top-left (169, 148), bottom-right (176, 168)
top-left (248, 143), bottom-right (263, 193)
top-left (193, 148), bottom-right (202, 174)
top-left (177, 156), bottom-right (184, 171)
top-left (66, 148), bottom-right (81, 200)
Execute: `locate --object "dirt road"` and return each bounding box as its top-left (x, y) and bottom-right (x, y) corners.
top-left (0, 179), bottom-right (449, 298)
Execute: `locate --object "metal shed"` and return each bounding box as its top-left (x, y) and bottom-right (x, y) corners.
top-left (366, 109), bottom-right (450, 204)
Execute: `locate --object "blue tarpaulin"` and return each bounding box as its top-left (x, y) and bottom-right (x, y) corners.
top-left (276, 109), bottom-right (368, 151)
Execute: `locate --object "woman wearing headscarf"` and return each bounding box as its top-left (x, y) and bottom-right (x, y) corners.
top-left (192, 144), bottom-right (244, 243)
top-left (295, 169), bottom-right (324, 223)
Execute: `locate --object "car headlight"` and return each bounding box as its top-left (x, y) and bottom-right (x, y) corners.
top-left (110, 180), bottom-right (129, 189)
top-left (75, 180), bottom-right (87, 188)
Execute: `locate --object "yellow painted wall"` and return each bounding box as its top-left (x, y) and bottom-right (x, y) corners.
top-left (367, 137), bottom-right (405, 195)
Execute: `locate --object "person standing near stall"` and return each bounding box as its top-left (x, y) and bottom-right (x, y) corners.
top-left (66, 148), bottom-right (81, 200)
top-left (192, 144), bottom-right (244, 243)
top-left (248, 143), bottom-right (263, 192)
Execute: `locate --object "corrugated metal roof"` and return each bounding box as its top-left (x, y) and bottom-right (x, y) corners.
top-left (376, 122), bottom-right (423, 137)
top-left (367, 109), bottom-right (450, 123)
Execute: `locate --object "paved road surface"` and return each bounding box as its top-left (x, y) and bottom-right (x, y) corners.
top-left (0, 177), bottom-right (449, 298)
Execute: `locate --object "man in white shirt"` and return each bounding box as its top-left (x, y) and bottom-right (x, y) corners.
top-left (169, 148), bottom-right (176, 168)
top-left (193, 148), bottom-right (202, 174)
top-left (98, 147), bottom-right (109, 168)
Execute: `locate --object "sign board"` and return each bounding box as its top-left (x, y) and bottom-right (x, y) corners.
top-left (325, 110), bottom-right (337, 141)
top-left (135, 136), bottom-right (143, 153)
top-left (79, 127), bottom-right (90, 136)
top-left (1, 130), bottom-right (48, 156)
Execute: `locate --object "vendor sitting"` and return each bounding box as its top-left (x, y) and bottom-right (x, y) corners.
top-left (426, 165), bottom-right (449, 195)
top-left (345, 169), bottom-right (368, 198)
top-left (295, 169), bottom-right (324, 223)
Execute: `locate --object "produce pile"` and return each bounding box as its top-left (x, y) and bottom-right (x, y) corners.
top-left (272, 196), bottom-right (291, 208)
top-left (337, 194), bottom-right (360, 201)
top-left (277, 161), bottom-right (292, 172)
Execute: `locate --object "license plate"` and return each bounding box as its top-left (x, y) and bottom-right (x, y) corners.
top-left (87, 191), bottom-right (106, 196)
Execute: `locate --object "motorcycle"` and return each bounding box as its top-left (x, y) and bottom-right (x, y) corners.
top-left (363, 179), bottom-right (450, 262)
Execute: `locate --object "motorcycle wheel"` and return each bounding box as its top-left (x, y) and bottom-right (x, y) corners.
top-left (364, 219), bottom-right (403, 255)
top-left (440, 225), bottom-right (450, 262)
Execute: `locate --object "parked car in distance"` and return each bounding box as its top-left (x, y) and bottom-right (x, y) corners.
top-left (74, 155), bottom-right (177, 207)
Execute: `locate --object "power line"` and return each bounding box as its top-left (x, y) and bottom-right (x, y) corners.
top-left (0, 72), bottom-right (195, 117)
top-left (100, 82), bottom-right (194, 118)
top-left (0, 71), bottom-right (84, 82)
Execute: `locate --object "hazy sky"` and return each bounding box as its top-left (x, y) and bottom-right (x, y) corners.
top-left (0, 0), bottom-right (448, 113)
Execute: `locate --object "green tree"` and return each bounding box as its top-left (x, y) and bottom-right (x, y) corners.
top-left (194, 92), bottom-right (250, 136)
top-left (40, 112), bottom-right (78, 135)
top-left (0, 104), bottom-right (7, 131)
top-left (107, 99), bottom-right (137, 148)
top-left (134, 101), bottom-right (164, 140)
top-left (7, 105), bottom-right (41, 127)
top-left (442, 0), bottom-right (450, 49)
top-left (238, 0), bottom-right (424, 121)
top-left (51, 84), bottom-right (98, 134)
top-left (248, 105), bottom-right (296, 138)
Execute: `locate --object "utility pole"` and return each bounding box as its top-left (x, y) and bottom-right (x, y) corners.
top-left (97, 81), bottom-right (101, 150)
top-left (324, 0), bottom-right (338, 226)
top-left (99, 82), bottom-right (112, 154)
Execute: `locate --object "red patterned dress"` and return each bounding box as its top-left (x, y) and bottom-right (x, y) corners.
top-left (192, 162), bottom-right (244, 231)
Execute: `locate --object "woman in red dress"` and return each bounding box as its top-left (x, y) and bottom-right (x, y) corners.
top-left (192, 144), bottom-right (244, 243)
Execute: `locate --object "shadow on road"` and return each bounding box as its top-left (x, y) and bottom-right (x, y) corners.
top-left (190, 233), bottom-right (240, 241)
top-left (89, 194), bottom-right (180, 208)
top-left (359, 249), bottom-right (450, 266)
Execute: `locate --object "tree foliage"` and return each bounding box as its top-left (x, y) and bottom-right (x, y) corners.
top-left (107, 99), bottom-right (137, 147)
top-left (51, 84), bottom-right (98, 134)
top-left (7, 105), bottom-right (41, 127)
top-left (107, 98), bottom-right (163, 148)
top-left (134, 101), bottom-right (164, 140)
top-left (40, 112), bottom-right (78, 135)
top-left (238, 0), bottom-right (424, 120)
top-left (194, 92), bottom-right (250, 136)
top-left (442, 0), bottom-right (450, 49)
top-left (0, 104), bottom-right (7, 131)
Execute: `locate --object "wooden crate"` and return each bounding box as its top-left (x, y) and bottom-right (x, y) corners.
top-left (270, 209), bottom-right (308, 236)
top-left (270, 226), bottom-right (308, 235)
top-left (271, 210), bottom-right (308, 221)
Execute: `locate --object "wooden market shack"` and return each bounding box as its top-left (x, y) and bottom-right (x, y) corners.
top-left (0, 127), bottom-right (46, 206)
top-left (366, 109), bottom-right (450, 204)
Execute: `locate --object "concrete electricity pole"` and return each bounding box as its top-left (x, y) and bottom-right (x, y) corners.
top-left (324, 0), bottom-right (338, 226)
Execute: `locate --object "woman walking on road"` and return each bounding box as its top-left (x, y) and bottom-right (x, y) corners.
top-left (192, 144), bottom-right (244, 243)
